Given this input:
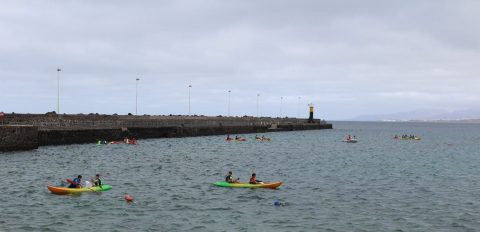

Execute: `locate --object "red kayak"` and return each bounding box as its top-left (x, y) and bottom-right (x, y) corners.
top-left (108, 140), bottom-right (137, 145)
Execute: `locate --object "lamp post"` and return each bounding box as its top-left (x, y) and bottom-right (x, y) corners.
top-left (297, 96), bottom-right (301, 118)
top-left (280, 96), bottom-right (283, 118)
top-left (256, 93), bottom-right (260, 117)
top-left (188, 85), bottom-right (192, 115)
top-left (228, 90), bottom-right (231, 117)
top-left (57, 68), bottom-right (61, 113)
top-left (135, 78), bottom-right (140, 115)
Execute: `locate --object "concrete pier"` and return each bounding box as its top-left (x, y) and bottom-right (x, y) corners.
top-left (0, 125), bottom-right (38, 151)
top-left (0, 113), bottom-right (332, 151)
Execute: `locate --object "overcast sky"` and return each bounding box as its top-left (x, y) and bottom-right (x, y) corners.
top-left (1, 0), bottom-right (479, 120)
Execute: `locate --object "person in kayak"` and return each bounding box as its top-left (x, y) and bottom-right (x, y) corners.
top-left (226, 171), bottom-right (239, 183)
top-left (249, 173), bottom-right (263, 184)
top-left (68, 175), bottom-right (82, 188)
top-left (93, 174), bottom-right (102, 187)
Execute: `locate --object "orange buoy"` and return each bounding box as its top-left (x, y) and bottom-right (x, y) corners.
top-left (124, 194), bottom-right (133, 202)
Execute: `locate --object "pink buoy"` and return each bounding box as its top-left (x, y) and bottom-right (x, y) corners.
top-left (124, 194), bottom-right (133, 202)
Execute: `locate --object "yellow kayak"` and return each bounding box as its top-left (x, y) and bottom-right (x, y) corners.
top-left (47, 185), bottom-right (112, 195)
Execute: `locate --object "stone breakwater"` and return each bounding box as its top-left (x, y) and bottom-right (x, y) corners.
top-left (0, 125), bottom-right (38, 151)
top-left (0, 113), bottom-right (332, 151)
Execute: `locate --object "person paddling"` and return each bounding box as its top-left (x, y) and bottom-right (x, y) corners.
top-left (249, 173), bottom-right (264, 184)
top-left (68, 175), bottom-right (82, 188)
top-left (226, 171), bottom-right (239, 183)
top-left (93, 174), bottom-right (102, 188)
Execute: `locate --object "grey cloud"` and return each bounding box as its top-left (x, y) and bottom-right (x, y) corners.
top-left (1, 0), bottom-right (480, 119)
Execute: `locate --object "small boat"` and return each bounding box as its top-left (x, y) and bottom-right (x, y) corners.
top-left (47, 185), bottom-right (112, 195)
top-left (235, 138), bottom-right (247, 142)
top-left (343, 139), bottom-right (357, 143)
top-left (213, 181), bottom-right (282, 189)
top-left (256, 138), bottom-right (271, 141)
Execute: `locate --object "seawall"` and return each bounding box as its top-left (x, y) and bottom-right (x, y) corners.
top-left (0, 113), bottom-right (332, 151)
top-left (0, 125), bottom-right (38, 151)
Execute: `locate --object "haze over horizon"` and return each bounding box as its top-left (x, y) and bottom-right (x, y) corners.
top-left (1, 0), bottom-right (479, 120)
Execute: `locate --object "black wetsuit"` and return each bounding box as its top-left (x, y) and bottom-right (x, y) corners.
top-left (93, 178), bottom-right (102, 187)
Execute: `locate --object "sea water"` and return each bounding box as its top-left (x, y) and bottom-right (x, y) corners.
top-left (1, 121), bottom-right (480, 231)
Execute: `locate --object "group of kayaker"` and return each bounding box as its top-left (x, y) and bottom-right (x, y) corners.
top-left (123, 137), bottom-right (137, 144)
top-left (225, 135), bottom-right (271, 141)
top-left (394, 134), bottom-right (420, 140)
top-left (67, 174), bottom-right (102, 188)
top-left (254, 135), bottom-right (271, 141)
top-left (225, 171), bottom-right (264, 184)
top-left (97, 137), bottom-right (138, 145)
top-left (225, 135), bottom-right (246, 141)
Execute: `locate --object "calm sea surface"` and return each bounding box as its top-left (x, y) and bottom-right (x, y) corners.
top-left (1, 121), bottom-right (480, 231)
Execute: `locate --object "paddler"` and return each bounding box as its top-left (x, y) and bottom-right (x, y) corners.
top-left (226, 171), bottom-right (239, 183)
top-left (68, 175), bottom-right (82, 188)
top-left (93, 174), bottom-right (102, 187)
top-left (249, 173), bottom-right (263, 184)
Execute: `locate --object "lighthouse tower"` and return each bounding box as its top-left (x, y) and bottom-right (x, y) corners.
top-left (308, 103), bottom-right (314, 123)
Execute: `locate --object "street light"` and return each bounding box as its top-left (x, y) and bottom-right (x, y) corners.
top-left (135, 78), bottom-right (140, 115)
top-left (280, 96), bottom-right (283, 118)
top-left (297, 96), bottom-right (301, 118)
top-left (56, 68), bottom-right (61, 113)
top-left (188, 85), bottom-right (192, 115)
top-left (256, 93), bottom-right (260, 117)
top-left (228, 90), bottom-right (231, 117)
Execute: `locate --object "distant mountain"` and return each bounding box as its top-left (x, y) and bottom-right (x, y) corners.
top-left (351, 108), bottom-right (480, 121)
